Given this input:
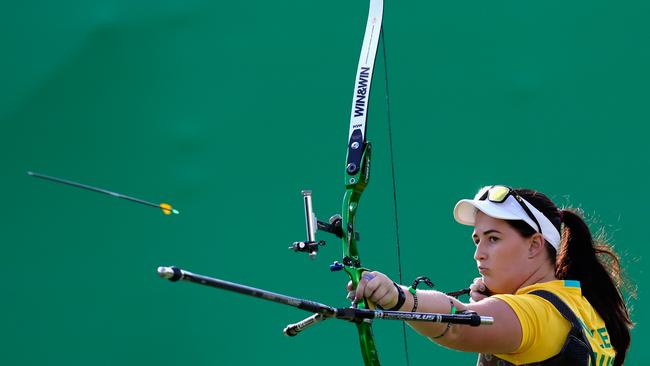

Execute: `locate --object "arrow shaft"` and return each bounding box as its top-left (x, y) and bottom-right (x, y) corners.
top-left (27, 171), bottom-right (178, 214)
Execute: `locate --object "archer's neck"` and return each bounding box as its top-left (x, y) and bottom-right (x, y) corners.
top-left (518, 262), bottom-right (558, 290)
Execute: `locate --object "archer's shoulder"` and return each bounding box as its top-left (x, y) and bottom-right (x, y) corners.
top-left (490, 281), bottom-right (586, 322)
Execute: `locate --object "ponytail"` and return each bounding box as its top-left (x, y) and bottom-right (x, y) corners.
top-left (505, 189), bottom-right (633, 366)
top-left (556, 209), bottom-right (632, 366)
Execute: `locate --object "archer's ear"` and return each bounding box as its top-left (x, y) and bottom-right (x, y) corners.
top-left (528, 233), bottom-right (546, 258)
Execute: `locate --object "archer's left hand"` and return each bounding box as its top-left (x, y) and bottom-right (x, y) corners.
top-left (346, 271), bottom-right (399, 309)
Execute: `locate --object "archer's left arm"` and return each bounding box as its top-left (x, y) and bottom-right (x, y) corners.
top-left (353, 272), bottom-right (521, 354)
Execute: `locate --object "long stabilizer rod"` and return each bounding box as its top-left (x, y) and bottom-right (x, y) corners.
top-left (157, 266), bottom-right (337, 316)
top-left (157, 266), bottom-right (494, 334)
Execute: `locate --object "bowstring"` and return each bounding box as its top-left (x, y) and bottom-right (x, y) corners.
top-left (380, 26), bottom-right (410, 366)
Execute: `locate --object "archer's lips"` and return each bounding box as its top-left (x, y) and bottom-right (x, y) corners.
top-left (477, 266), bottom-right (488, 274)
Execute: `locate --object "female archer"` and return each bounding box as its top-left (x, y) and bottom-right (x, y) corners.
top-left (350, 185), bottom-right (632, 365)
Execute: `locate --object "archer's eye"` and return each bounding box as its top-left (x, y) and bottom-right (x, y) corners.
top-left (488, 236), bottom-right (499, 243)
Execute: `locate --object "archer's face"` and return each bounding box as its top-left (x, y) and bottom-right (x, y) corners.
top-left (472, 211), bottom-right (534, 294)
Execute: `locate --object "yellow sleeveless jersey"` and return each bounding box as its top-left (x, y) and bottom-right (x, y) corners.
top-left (492, 280), bottom-right (615, 365)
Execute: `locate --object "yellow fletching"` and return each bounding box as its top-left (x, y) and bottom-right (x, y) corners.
top-left (160, 203), bottom-right (173, 215)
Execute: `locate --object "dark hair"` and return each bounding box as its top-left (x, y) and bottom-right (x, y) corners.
top-left (505, 188), bottom-right (632, 366)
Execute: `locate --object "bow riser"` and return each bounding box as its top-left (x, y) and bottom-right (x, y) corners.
top-left (342, 141), bottom-right (377, 363)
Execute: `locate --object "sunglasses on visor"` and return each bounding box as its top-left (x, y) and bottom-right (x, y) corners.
top-left (478, 185), bottom-right (542, 234)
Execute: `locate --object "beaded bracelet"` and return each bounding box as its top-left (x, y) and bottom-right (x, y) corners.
top-left (408, 276), bottom-right (435, 312)
top-left (410, 290), bottom-right (419, 313)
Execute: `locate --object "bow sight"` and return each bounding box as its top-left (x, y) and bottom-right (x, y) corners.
top-left (289, 190), bottom-right (361, 270)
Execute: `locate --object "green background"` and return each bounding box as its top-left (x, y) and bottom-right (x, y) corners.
top-left (1, 0), bottom-right (647, 365)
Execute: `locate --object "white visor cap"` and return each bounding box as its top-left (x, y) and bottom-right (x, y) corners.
top-left (453, 188), bottom-right (561, 250)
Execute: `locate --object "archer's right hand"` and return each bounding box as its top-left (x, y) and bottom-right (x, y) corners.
top-left (469, 277), bottom-right (490, 302)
